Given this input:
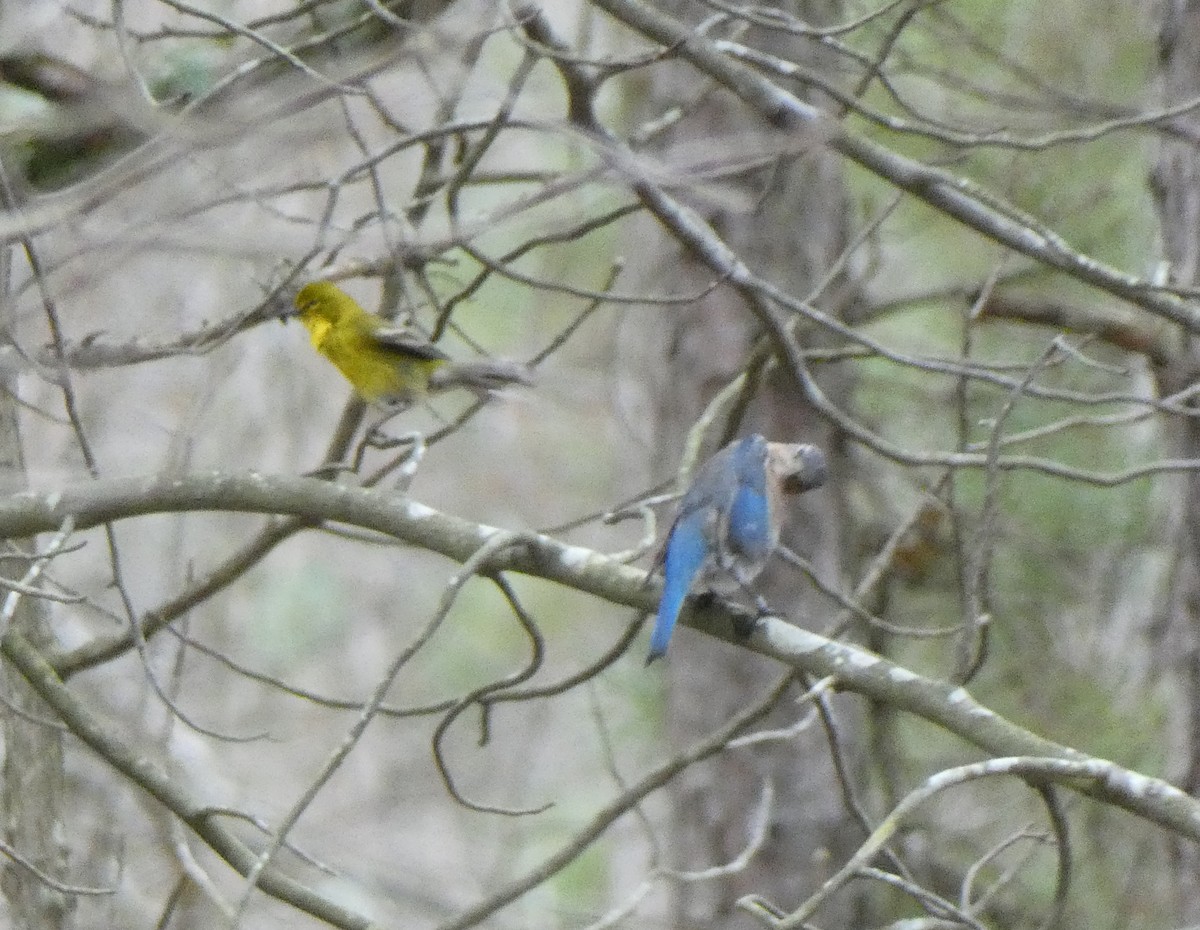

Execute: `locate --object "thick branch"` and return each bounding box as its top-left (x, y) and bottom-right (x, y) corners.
top-left (975, 291), bottom-right (1177, 366)
top-left (0, 471), bottom-right (1196, 846)
top-left (745, 616), bottom-right (1200, 842)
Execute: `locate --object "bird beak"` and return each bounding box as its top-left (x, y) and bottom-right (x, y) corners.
top-left (277, 297), bottom-right (301, 324)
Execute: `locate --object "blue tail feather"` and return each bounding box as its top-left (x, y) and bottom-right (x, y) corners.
top-left (647, 513), bottom-right (709, 663)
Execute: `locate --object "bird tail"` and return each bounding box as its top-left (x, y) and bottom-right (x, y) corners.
top-left (647, 520), bottom-right (708, 663)
top-left (647, 596), bottom-right (682, 665)
top-left (428, 359), bottom-right (533, 396)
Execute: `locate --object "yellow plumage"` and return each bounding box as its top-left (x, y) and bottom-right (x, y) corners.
top-left (293, 281), bottom-right (530, 405)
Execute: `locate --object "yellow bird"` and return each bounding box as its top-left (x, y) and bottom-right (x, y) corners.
top-left (293, 281), bottom-right (532, 406)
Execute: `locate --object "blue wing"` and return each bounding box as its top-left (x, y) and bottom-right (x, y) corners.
top-left (726, 480), bottom-right (773, 567)
top-left (722, 434), bottom-right (774, 571)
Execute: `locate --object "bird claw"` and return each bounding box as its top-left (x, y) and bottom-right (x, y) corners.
top-left (727, 596), bottom-right (771, 641)
top-left (731, 611), bottom-right (761, 641)
top-left (365, 426), bottom-right (405, 449)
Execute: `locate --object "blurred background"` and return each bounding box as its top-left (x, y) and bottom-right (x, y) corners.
top-left (0, 0), bottom-right (1195, 928)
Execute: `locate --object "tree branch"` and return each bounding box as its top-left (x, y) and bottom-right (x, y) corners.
top-left (0, 470), bottom-right (1193, 847)
top-left (584, 0), bottom-right (1200, 332)
top-left (0, 629), bottom-right (378, 930)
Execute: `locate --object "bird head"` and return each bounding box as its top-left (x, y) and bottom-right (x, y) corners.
top-left (293, 281), bottom-right (345, 325)
top-left (768, 442), bottom-right (828, 494)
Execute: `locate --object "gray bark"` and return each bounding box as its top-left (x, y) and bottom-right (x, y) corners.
top-left (619, 2), bottom-right (864, 924)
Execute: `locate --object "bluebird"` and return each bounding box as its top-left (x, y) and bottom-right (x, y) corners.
top-left (647, 435), bottom-right (828, 663)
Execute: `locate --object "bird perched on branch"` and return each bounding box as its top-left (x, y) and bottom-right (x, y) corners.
top-left (647, 434), bottom-right (827, 663)
top-left (292, 281), bottom-right (533, 406)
